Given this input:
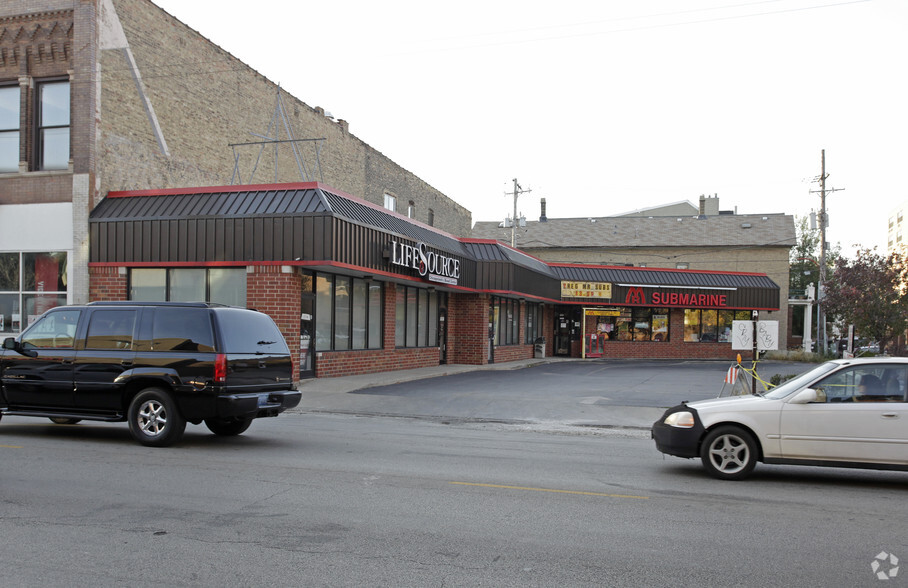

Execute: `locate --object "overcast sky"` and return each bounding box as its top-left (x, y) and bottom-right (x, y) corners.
top-left (152, 0), bottom-right (906, 256)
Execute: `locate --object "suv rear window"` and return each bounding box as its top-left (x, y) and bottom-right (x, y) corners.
top-left (216, 308), bottom-right (289, 354)
top-left (152, 307), bottom-right (215, 352)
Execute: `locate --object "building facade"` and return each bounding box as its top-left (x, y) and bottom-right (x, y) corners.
top-left (2, 2), bottom-right (786, 379)
top-left (0, 0), bottom-right (471, 336)
top-left (474, 196), bottom-right (796, 357)
top-left (86, 183), bottom-right (781, 379)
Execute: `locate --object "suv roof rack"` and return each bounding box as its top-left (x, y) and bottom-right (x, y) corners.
top-left (86, 301), bottom-right (213, 307)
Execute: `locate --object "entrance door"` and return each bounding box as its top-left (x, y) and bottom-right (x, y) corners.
top-left (438, 307), bottom-right (448, 365)
top-left (555, 311), bottom-right (572, 356)
top-left (299, 295), bottom-right (315, 379)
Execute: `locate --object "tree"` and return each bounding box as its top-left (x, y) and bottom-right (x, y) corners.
top-left (823, 248), bottom-right (908, 355)
top-left (789, 215), bottom-right (840, 296)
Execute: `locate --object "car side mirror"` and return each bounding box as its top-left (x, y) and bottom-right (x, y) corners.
top-left (3, 337), bottom-right (37, 358)
top-left (789, 388), bottom-right (825, 404)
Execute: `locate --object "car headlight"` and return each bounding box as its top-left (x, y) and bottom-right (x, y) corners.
top-left (663, 411), bottom-right (695, 428)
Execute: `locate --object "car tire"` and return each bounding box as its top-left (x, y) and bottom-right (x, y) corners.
top-left (128, 388), bottom-right (186, 447)
top-left (49, 417), bottom-right (82, 425)
top-left (700, 425), bottom-right (758, 480)
top-left (204, 418), bottom-right (253, 436)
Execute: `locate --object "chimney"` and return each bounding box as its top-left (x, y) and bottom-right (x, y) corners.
top-left (540, 198), bottom-right (547, 222)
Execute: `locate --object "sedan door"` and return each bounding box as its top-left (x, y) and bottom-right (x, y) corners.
top-left (779, 364), bottom-right (908, 465)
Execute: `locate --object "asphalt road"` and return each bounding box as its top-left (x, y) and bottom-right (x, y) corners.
top-left (298, 359), bottom-right (818, 429)
top-left (2, 409), bottom-right (906, 587)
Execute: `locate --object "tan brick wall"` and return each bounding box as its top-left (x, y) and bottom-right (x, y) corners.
top-left (97, 0), bottom-right (471, 235)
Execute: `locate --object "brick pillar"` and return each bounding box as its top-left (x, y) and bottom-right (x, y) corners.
top-left (247, 266), bottom-right (302, 380)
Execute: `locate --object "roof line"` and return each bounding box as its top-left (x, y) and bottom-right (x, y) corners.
top-left (548, 262), bottom-right (771, 277)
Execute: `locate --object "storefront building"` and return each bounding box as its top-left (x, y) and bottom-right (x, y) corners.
top-left (87, 182), bottom-right (781, 380)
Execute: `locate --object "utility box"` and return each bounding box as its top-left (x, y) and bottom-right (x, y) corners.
top-left (534, 337), bottom-right (546, 359)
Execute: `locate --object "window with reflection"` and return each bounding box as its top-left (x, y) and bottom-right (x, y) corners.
top-left (0, 252), bottom-right (67, 333)
top-left (395, 285), bottom-right (441, 348)
top-left (130, 268), bottom-right (246, 305)
top-left (315, 274), bottom-right (382, 351)
top-left (0, 85), bottom-right (19, 173)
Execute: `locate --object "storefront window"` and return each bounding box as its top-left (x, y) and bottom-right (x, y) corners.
top-left (492, 297), bottom-right (520, 346)
top-left (130, 268), bottom-right (246, 305)
top-left (395, 285), bottom-right (441, 348)
top-left (0, 252), bottom-right (68, 333)
top-left (209, 268), bottom-right (246, 307)
top-left (590, 307), bottom-right (668, 342)
top-left (169, 268), bottom-right (206, 302)
top-left (334, 276), bottom-right (351, 350)
top-left (684, 309), bottom-right (701, 342)
top-left (525, 302), bottom-right (542, 344)
top-left (685, 309), bottom-right (752, 342)
top-left (316, 275), bottom-right (333, 350)
top-left (652, 312), bottom-right (669, 341)
top-left (316, 274), bottom-right (383, 351)
top-left (369, 282), bottom-right (382, 348)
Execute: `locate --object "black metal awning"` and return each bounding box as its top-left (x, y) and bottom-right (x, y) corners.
top-left (88, 183), bottom-right (780, 308)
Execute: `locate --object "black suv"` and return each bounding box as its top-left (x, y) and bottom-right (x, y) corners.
top-left (0, 302), bottom-right (300, 447)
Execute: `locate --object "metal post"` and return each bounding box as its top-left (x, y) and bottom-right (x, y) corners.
top-left (751, 310), bottom-right (759, 395)
top-left (818, 150), bottom-right (827, 355)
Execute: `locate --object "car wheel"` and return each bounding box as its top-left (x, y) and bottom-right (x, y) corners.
top-left (128, 388), bottom-right (186, 447)
top-left (204, 418), bottom-right (253, 436)
top-left (49, 417), bottom-right (82, 425)
top-left (700, 426), bottom-right (758, 480)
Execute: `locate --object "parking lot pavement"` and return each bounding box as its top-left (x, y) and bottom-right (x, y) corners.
top-left (293, 357), bottom-right (817, 430)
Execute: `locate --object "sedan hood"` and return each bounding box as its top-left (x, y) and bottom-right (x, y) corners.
top-left (684, 394), bottom-right (776, 413)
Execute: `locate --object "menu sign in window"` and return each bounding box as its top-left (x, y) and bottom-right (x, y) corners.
top-left (561, 281), bottom-right (612, 299)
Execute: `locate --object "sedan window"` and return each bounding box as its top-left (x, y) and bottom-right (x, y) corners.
top-left (812, 365), bottom-right (907, 403)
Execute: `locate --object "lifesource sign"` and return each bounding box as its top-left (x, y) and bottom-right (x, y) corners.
top-left (390, 240), bottom-right (461, 285)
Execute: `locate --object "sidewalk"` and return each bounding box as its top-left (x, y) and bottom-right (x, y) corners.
top-left (292, 356), bottom-right (666, 430)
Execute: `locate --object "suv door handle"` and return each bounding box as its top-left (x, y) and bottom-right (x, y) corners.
top-left (881, 413), bottom-right (899, 419)
top-left (121, 360), bottom-right (134, 367)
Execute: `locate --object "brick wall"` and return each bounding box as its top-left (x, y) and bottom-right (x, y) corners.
top-left (315, 347), bottom-right (441, 379)
top-left (94, 0), bottom-right (471, 236)
top-left (447, 292), bottom-right (489, 365)
top-left (246, 266), bottom-right (302, 377)
top-left (88, 266), bottom-right (127, 300)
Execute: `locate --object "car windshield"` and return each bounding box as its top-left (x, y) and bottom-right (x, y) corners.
top-left (762, 361), bottom-right (841, 399)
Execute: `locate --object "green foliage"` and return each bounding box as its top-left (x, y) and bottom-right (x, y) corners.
top-left (789, 216), bottom-right (840, 297)
top-left (823, 247), bottom-right (908, 355)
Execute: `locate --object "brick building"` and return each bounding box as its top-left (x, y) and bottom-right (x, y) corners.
top-left (473, 195), bottom-right (795, 359)
top-left (0, 0), bottom-right (471, 329)
top-left (1, 1), bottom-right (785, 380)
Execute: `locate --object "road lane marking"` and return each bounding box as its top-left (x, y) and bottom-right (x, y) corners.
top-left (0, 444), bottom-right (23, 449)
top-left (450, 481), bottom-right (649, 500)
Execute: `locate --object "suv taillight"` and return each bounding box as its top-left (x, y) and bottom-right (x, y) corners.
top-left (214, 353), bottom-right (227, 383)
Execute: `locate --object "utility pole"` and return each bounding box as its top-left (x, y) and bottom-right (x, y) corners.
top-left (811, 149), bottom-right (844, 355)
top-left (507, 179), bottom-right (531, 247)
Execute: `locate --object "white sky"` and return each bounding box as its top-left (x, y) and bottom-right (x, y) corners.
top-left (152, 0), bottom-right (907, 256)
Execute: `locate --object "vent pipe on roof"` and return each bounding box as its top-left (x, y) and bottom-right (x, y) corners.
top-left (540, 198), bottom-right (547, 222)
